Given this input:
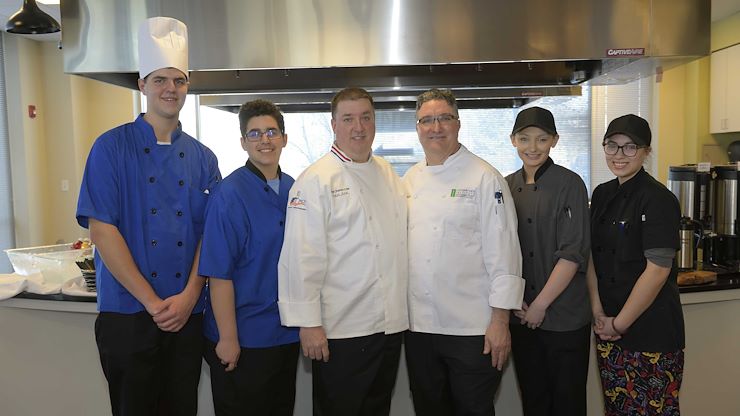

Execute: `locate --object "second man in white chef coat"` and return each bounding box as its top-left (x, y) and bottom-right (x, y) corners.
top-left (404, 88), bottom-right (524, 415)
top-left (278, 87), bottom-right (408, 415)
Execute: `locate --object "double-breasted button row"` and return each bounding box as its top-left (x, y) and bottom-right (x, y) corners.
top-left (150, 240), bottom-right (184, 247)
top-left (151, 209), bottom-right (185, 217)
top-left (150, 271), bottom-right (184, 279)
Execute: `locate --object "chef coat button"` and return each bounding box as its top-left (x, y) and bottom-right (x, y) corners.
top-left (151, 272), bottom-right (157, 278)
top-left (177, 241), bottom-right (183, 247)
top-left (375, 244), bottom-right (380, 249)
top-left (530, 284), bottom-right (535, 290)
top-left (527, 218), bottom-right (532, 224)
top-left (179, 180), bottom-right (185, 186)
top-left (144, 147), bottom-right (150, 154)
top-left (433, 226), bottom-right (438, 231)
top-left (264, 187), bottom-right (269, 192)
top-left (426, 259), bottom-right (431, 263)
top-left (151, 240), bottom-right (157, 246)
top-left (177, 210), bottom-right (183, 216)
top-left (517, 187), bottom-right (522, 192)
top-left (369, 216), bottom-right (373, 221)
top-left (179, 152), bottom-right (185, 158)
top-left (149, 177), bottom-right (155, 183)
top-left (596, 246), bottom-right (602, 252)
top-left (151, 208), bottom-right (157, 215)
top-left (600, 218), bottom-right (605, 224)
top-left (279, 220), bottom-right (284, 226)
top-left (529, 251), bottom-right (534, 257)
top-left (175, 272), bottom-right (182, 278)
top-left (611, 249), bottom-right (616, 254)
top-left (534, 186), bottom-right (538, 191)
top-left (360, 189), bottom-right (364, 194)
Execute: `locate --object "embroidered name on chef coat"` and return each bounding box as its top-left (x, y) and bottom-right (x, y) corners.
top-left (450, 188), bottom-right (476, 199)
top-left (331, 187), bottom-right (350, 198)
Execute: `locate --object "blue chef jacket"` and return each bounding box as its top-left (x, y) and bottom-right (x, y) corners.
top-left (199, 161), bottom-right (299, 348)
top-left (76, 114), bottom-right (221, 314)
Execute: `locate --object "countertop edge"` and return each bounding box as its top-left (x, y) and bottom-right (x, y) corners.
top-left (0, 297), bottom-right (98, 313)
top-left (680, 288), bottom-right (740, 305)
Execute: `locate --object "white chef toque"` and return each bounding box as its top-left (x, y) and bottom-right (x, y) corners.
top-left (138, 17), bottom-right (188, 80)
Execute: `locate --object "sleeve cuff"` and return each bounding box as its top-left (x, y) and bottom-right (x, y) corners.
top-left (278, 300), bottom-right (323, 328)
top-left (488, 274), bottom-right (525, 310)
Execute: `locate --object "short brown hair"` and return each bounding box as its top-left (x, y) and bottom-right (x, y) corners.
top-left (330, 87), bottom-right (374, 119)
top-left (238, 99), bottom-right (285, 137)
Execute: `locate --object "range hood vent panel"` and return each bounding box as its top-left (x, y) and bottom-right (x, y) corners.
top-left (61, 0), bottom-right (709, 99)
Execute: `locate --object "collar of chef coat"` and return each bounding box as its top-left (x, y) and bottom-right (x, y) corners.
top-left (244, 159), bottom-right (282, 183)
top-left (424, 143), bottom-right (467, 172)
top-left (519, 157), bottom-right (554, 183)
top-left (134, 113), bottom-right (184, 144)
top-left (330, 143), bottom-right (376, 168)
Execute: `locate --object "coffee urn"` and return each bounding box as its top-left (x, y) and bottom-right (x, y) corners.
top-left (667, 165), bottom-right (713, 227)
top-left (705, 165), bottom-right (740, 269)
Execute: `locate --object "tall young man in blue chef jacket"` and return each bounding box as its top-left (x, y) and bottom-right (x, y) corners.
top-left (199, 100), bottom-right (300, 415)
top-left (76, 17), bottom-right (221, 416)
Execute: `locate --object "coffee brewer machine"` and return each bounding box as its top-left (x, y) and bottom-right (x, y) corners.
top-left (668, 166), bottom-right (710, 270)
top-left (707, 165), bottom-right (740, 269)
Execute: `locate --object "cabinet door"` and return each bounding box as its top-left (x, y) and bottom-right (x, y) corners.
top-left (726, 46), bottom-right (740, 132)
top-left (710, 48), bottom-right (728, 133)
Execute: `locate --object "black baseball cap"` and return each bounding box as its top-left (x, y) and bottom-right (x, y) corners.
top-left (604, 114), bottom-right (651, 146)
top-left (511, 107), bottom-right (557, 135)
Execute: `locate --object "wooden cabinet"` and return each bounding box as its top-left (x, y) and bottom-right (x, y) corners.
top-left (711, 44), bottom-right (740, 133)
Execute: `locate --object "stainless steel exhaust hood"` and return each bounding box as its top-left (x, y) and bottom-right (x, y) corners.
top-left (61, 0), bottom-right (709, 111)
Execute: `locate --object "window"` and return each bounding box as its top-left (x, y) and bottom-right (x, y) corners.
top-left (199, 92), bottom-right (592, 188)
top-left (0, 39), bottom-right (15, 272)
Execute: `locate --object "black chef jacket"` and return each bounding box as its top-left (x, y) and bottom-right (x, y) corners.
top-left (591, 168), bottom-right (685, 352)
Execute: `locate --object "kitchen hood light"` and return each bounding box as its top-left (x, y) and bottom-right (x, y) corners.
top-left (5, 0), bottom-right (60, 34)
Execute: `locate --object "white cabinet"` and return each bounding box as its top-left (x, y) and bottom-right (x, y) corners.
top-left (711, 44), bottom-right (740, 133)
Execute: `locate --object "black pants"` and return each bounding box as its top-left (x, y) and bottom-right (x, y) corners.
top-left (95, 311), bottom-right (203, 416)
top-left (312, 332), bottom-right (402, 416)
top-left (405, 331), bottom-right (503, 416)
top-left (204, 339), bottom-right (300, 416)
top-left (510, 323), bottom-right (591, 416)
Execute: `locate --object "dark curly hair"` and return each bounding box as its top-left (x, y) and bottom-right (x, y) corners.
top-left (238, 99), bottom-right (286, 137)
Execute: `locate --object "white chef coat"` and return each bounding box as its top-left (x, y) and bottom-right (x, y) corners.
top-left (404, 145), bottom-right (524, 336)
top-left (278, 144), bottom-right (409, 339)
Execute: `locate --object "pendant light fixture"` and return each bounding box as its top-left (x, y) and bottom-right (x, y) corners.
top-left (5, 0), bottom-right (61, 34)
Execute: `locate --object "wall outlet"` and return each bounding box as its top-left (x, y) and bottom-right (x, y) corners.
top-left (61, 179), bottom-right (69, 192)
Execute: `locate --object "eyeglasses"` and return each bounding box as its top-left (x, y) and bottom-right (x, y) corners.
top-left (244, 128), bottom-right (282, 142)
top-left (603, 141), bottom-right (644, 157)
top-left (417, 114), bottom-right (458, 127)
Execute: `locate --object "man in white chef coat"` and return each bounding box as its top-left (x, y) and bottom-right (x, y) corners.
top-left (403, 88), bottom-right (524, 415)
top-left (278, 87), bottom-right (408, 415)
top-left (76, 17), bottom-right (220, 416)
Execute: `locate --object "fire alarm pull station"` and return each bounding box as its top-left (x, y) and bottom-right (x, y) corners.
top-left (28, 105), bottom-right (37, 119)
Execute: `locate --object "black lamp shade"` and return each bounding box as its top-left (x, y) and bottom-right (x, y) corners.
top-left (5, 0), bottom-right (60, 34)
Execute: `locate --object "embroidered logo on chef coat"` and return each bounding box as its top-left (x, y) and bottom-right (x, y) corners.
top-left (331, 187), bottom-right (350, 198)
top-left (450, 188), bottom-right (476, 199)
top-left (494, 191), bottom-right (504, 204)
top-left (642, 214), bottom-right (646, 221)
top-left (288, 191), bottom-right (306, 210)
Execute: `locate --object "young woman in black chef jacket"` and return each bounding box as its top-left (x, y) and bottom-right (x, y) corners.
top-left (587, 114), bottom-right (685, 416)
